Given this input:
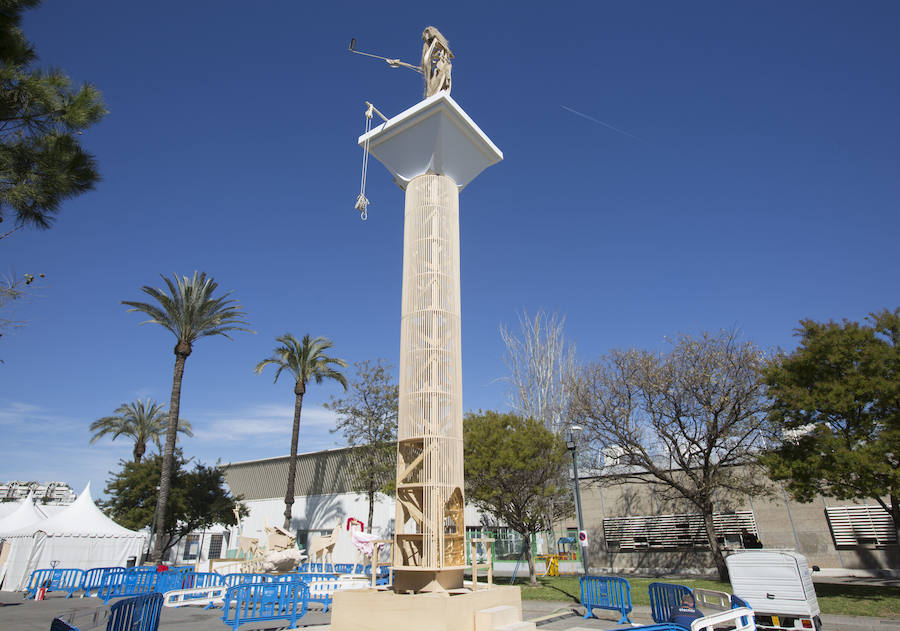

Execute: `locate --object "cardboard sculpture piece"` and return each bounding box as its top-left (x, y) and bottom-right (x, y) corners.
top-left (309, 521), bottom-right (341, 564)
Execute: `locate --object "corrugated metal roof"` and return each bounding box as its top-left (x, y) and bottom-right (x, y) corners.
top-left (221, 446), bottom-right (392, 501)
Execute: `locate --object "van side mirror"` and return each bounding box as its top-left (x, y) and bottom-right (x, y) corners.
top-left (812, 565), bottom-right (820, 572)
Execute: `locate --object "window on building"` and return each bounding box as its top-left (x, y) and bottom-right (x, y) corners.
top-left (183, 534), bottom-right (200, 561)
top-left (825, 505), bottom-right (897, 547)
top-left (208, 534), bottom-right (224, 559)
top-left (602, 510), bottom-right (759, 551)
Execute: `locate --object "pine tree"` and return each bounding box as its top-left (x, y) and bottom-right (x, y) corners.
top-left (762, 309), bottom-right (900, 543)
top-left (0, 0), bottom-right (107, 232)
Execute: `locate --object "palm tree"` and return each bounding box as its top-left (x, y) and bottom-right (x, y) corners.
top-left (123, 271), bottom-right (252, 562)
top-left (256, 334), bottom-right (347, 530)
top-left (89, 399), bottom-right (192, 462)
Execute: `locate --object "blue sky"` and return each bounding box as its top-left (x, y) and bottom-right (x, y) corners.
top-left (2, 1), bottom-right (898, 497)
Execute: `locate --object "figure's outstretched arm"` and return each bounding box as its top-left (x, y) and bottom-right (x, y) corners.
top-left (386, 58), bottom-right (424, 73)
top-left (349, 39), bottom-right (424, 74)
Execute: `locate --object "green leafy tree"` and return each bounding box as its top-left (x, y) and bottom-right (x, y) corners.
top-left (102, 452), bottom-right (247, 556)
top-left (569, 331), bottom-right (771, 581)
top-left (90, 399), bottom-right (193, 463)
top-left (463, 410), bottom-right (573, 586)
top-left (123, 271), bottom-right (252, 562)
top-left (1, 0), bottom-right (107, 232)
top-left (762, 309), bottom-right (900, 542)
top-left (255, 333), bottom-right (347, 530)
top-left (326, 359), bottom-right (398, 532)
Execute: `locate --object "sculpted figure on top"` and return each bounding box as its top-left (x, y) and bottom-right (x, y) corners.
top-left (420, 26), bottom-right (453, 97)
top-left (350, 27), bottom-right (454, 99)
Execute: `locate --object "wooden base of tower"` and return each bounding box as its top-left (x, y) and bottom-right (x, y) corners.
top-left (392, 567), bottom-right (466, 593)
top-left (330, 584), bottom-right (523, 631)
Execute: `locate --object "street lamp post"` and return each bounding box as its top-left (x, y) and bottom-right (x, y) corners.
top-left (566, 426), bottom-right (589, 575)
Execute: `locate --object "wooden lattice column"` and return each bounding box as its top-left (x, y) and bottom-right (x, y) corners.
top-left (393, 174), bottom-right (466, 592)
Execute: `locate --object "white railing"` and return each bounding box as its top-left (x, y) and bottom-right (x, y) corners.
top-left (691, 607), bottom-right (755, 631)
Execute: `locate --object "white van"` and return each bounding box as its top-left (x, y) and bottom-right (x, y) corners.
top-left (726, 550), bottom-right (822, 630)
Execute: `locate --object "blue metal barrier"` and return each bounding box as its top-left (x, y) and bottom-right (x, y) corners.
top-left (223, 573), bottom-right (273, 587)
top-left (184, 572), bottom-right (224, 588)
top-left (221, 581), bottom-right (308, 631)
top-left (297, 572), bottom-right (339, 580)
top-left (372, 565), bottom-right (390, 585)
top-left (153, 571), bottom-right (191, 594)
top-left (152, 569), bottom-right (216, 593)
top-left (579, 575), bottom-right (632, 624)
top-left (25, 568), bottom-right (85, 599)
top-left (332, 563), bottom-right (364, 574)
top-left (298, 574), bottom-right (342, 612)
top-left (298, 562), bottom-right (333, 573)
top-left (107, 592), bottom-right (163, 631)
top-left (80, 567), bottom-right (124, 598)
top-left (49, 605), bottom-right (109, 631)
top-left (648, 582), bottom-right (693, 624)
top-left (731, 594), bottom-right (752, 627)
top-left (99, 568), bottom-right (158, 604)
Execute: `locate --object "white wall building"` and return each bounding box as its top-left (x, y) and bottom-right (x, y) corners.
top-left (222, 448), bottom-right (397, 564)
top-left (0, 481), bottom-right (76, 506)
top-left (220, 447), bottom-right (541, 569)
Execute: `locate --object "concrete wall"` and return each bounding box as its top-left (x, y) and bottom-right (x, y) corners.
top-left (226, 465), bottom-right (897, 576)
top-left (563, 472), bottom-right (898, 575)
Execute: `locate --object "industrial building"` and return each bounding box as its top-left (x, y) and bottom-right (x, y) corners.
top-left (220, 447), bottom-right (898, 576)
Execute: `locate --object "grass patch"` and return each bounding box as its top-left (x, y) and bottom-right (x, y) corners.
top-left (488, 576), bottom-right (900, 618)
top-left (814, 582), bottom-right (900, 619)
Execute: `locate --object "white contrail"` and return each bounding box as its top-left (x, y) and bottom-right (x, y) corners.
top-left (561, 105), bottom-right (646, 143)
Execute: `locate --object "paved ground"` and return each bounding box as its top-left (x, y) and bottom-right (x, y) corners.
top-left (1, 591), bottom-right (897, 631)
top-left (0, 592), bottom-right (331, 631)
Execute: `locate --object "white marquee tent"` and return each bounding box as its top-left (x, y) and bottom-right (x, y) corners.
top-left (0, 503), bottom-right (20, 520)
top-left (0, 482), bottom-right (146, 591)
top-left (0, 493), bottom-right (48, 535)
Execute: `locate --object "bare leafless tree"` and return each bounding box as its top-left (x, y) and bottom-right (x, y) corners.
top-left (569, 330), bottom-right (770, 580)
top-left (1, 271), bottom-right (44, 357)
top-left (500, 310), bottom-right (577, 435)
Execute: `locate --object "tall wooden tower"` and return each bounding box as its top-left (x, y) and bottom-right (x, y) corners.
top-left (357, 93), bottom-right (502, 592)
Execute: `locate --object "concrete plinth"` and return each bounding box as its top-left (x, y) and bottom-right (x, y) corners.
top-left (330, 585), bottom-right (523, 631)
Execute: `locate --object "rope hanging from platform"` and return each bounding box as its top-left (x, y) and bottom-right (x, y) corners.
top-left (355, 102), bottom-right (389, 221)
top-left (356, 103), bottom-right (374, 221)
